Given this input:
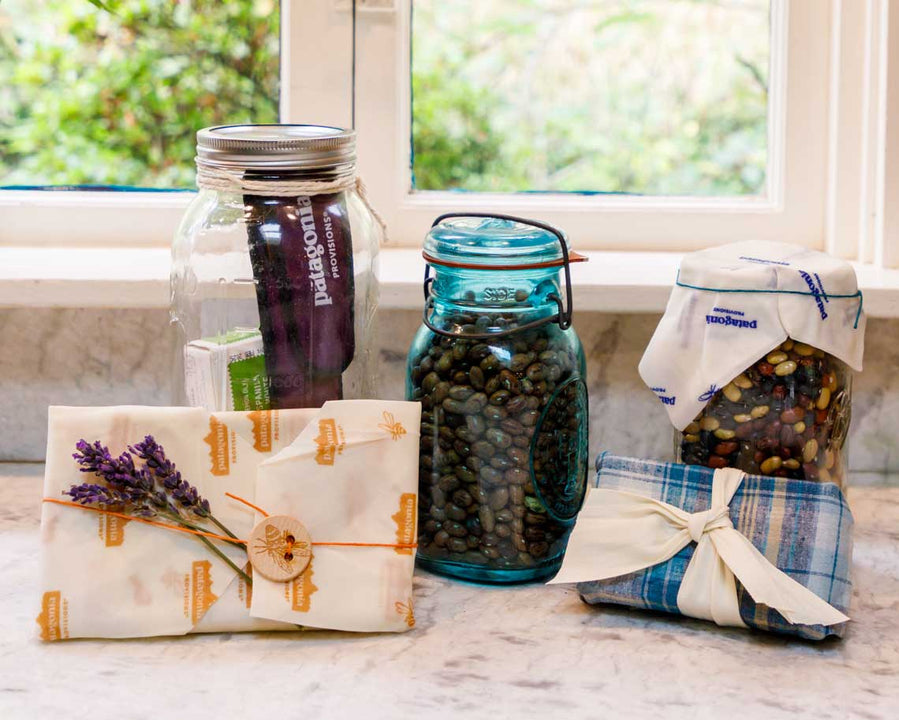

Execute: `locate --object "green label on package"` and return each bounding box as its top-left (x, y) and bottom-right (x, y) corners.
top-left (229, 355), bottom-right (271, 411)
top-left (213, 329), bottom-right (263, 346)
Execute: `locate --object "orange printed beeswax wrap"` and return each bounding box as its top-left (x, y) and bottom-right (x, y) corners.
top-left (250, 400), bottom-right (421, 633)
top-left (38, 401), bottom-right (420, 639)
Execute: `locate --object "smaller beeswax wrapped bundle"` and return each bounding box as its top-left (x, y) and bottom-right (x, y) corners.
top-left (38, 400), bottom-right (420, 640)
top-left (551, 454), bottom-right (852, 640)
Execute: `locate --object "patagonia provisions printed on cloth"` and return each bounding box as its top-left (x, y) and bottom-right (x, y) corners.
top-left (639, 241), bottom-right (866, 430)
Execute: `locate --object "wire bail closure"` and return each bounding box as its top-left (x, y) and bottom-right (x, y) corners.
top-left (421, 212), bottom-right (583, 339)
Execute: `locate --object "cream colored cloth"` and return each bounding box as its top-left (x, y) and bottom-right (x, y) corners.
top-left (38, 401), bottom-right (419, 640)
top-left (549, 468), bottom-right (849, 628)
top-left (250, 400), bottom-right (420, 633)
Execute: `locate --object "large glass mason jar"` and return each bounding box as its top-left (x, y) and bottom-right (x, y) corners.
top-left (171, 125), bottom-right (379, 411)
top-left (408, 214), bottom-right (590, 583)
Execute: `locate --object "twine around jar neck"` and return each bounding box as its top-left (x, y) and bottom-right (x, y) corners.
top-left (195, 163), bottom-right (387, 231)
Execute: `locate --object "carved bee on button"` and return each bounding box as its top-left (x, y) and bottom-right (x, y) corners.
top-left (254, 523), bottom-right (310, 573)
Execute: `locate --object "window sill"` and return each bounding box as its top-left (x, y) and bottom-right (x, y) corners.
top-left (2, 246), bottom-right (899, 317)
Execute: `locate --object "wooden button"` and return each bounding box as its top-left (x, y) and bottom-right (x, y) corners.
top-left (247, 515), bottom-right (312, 583)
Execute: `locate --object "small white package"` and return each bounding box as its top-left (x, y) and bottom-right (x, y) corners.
top-left (639, 241), bottom-right (866, 430)
top-left (184, 329), bottom-right (269, 412)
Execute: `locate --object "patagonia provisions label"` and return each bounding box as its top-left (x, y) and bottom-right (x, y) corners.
top-left (798, 270), bottom-right (829, 320)
top-left (651, 387), bottom-right (676, 406)
top-left (705, 306), bottom-right (757, 329)
top-left (298, 195), bottom-right (344, 308)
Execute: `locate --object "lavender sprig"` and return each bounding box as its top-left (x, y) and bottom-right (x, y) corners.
top-left (66, 436), bottom-right (250, 585)
top-left (128, 436), bottom-right (242, 542)
top-left (130, 436), bottom-right (211, 518)
top-left (69, 441), bottom-right (167, 514)
top-left (65, 482), bottom-right (138, 509)
top-left (73, 440), bottom-right (150, 492)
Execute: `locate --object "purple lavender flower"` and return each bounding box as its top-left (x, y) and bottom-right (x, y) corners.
top-left (130, 436), bottom-right (210, 517)
top-left (66, 435), bottom-right (249, 585)
top-left (72, 440), bottom-right (151, 493)
top-left (130, 436), bottom-right (180, 488)
top-left (64, 483), bottom-right (133, 508)
top-left (70, 436), bottom-right (210, 519)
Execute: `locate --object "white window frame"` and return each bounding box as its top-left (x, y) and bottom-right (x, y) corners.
top-left (353, 0), bottom-right (899, 265)
top-left (0, 0), bottom-right (349, 248)
top-left (826, 0), bottom-right (899, 267)
top-left (0, 0), bottom-right (897, 271)
top-left (355, 0), bottom-right (829, 252)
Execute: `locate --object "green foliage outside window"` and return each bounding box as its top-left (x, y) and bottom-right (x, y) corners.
top-left (411, 0), bottom-right (770, 196)
top-left (1, 0), bottom-right (768, 197)
top-left (0, 0), bottom-right (279, 189)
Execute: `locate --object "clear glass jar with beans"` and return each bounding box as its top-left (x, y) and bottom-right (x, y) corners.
top-left (677, 339), bottom-right (851, 488)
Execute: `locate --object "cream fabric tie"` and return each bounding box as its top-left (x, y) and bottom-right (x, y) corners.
top-left (549, 468), bottom-right (850, 628)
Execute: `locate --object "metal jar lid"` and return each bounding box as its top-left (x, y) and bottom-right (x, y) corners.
top-left (196, 124), bottom-right (356, 171)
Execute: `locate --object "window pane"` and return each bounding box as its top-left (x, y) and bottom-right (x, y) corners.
top-left (411, 0), bottom-right (770, 196)
top-left (0, 0), bottom-right (279, 189)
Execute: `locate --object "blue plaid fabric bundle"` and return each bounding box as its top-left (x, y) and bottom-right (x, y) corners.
top-left (578, 454), bottom-right (853, 640)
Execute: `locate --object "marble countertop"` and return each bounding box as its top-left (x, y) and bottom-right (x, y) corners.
top-left (1, 464), bottom-right (897, 720)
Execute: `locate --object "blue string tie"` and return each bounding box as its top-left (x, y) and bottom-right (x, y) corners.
top-left (674, 270), bottom-right (864, 330)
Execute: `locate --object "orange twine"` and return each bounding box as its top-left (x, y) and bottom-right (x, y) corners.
top-left (42, 496), bottom-right (418, 551)
top-left (224, 492), bottom-right (269, 518)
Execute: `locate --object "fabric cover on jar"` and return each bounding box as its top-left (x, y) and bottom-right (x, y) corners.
top-left (639, 241), bottom-right (865, 432)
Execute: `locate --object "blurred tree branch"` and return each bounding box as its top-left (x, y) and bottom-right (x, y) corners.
top-left (735, 53), bottom-right (768, 95)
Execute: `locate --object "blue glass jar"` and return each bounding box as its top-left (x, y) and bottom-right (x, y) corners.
top-left (407, 213), bottom-right (589, 583)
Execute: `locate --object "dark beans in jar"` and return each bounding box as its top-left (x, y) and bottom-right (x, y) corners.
top-left (680, 340), bottom-right (849, 487)
top-left (410, 317), bottom-right (580, 569)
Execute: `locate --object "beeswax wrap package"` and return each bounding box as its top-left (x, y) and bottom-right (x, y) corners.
top-left (38, 400), bottom-right (420, 640)
top-left (250, 400), bottom-right (420, 632)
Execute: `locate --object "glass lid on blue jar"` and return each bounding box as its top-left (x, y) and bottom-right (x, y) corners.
top-left (424, 213), bottom-right (587, 268)
top-left (422, 213), bottom-right (588, 338)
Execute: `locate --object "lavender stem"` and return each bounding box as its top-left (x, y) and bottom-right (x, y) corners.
top-left (195, 535), bottom-right (252, 586)
top-left (161, 509), bottom-right (246, 551)
top-left (207, 514), bottom-right (240, 540)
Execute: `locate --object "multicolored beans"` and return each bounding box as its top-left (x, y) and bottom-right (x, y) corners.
top-left (679, 340), bottom-right (850, 487)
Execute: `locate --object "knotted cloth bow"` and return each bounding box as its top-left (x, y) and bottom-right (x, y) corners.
top-left (550, 468), bottom-right (849, 628)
